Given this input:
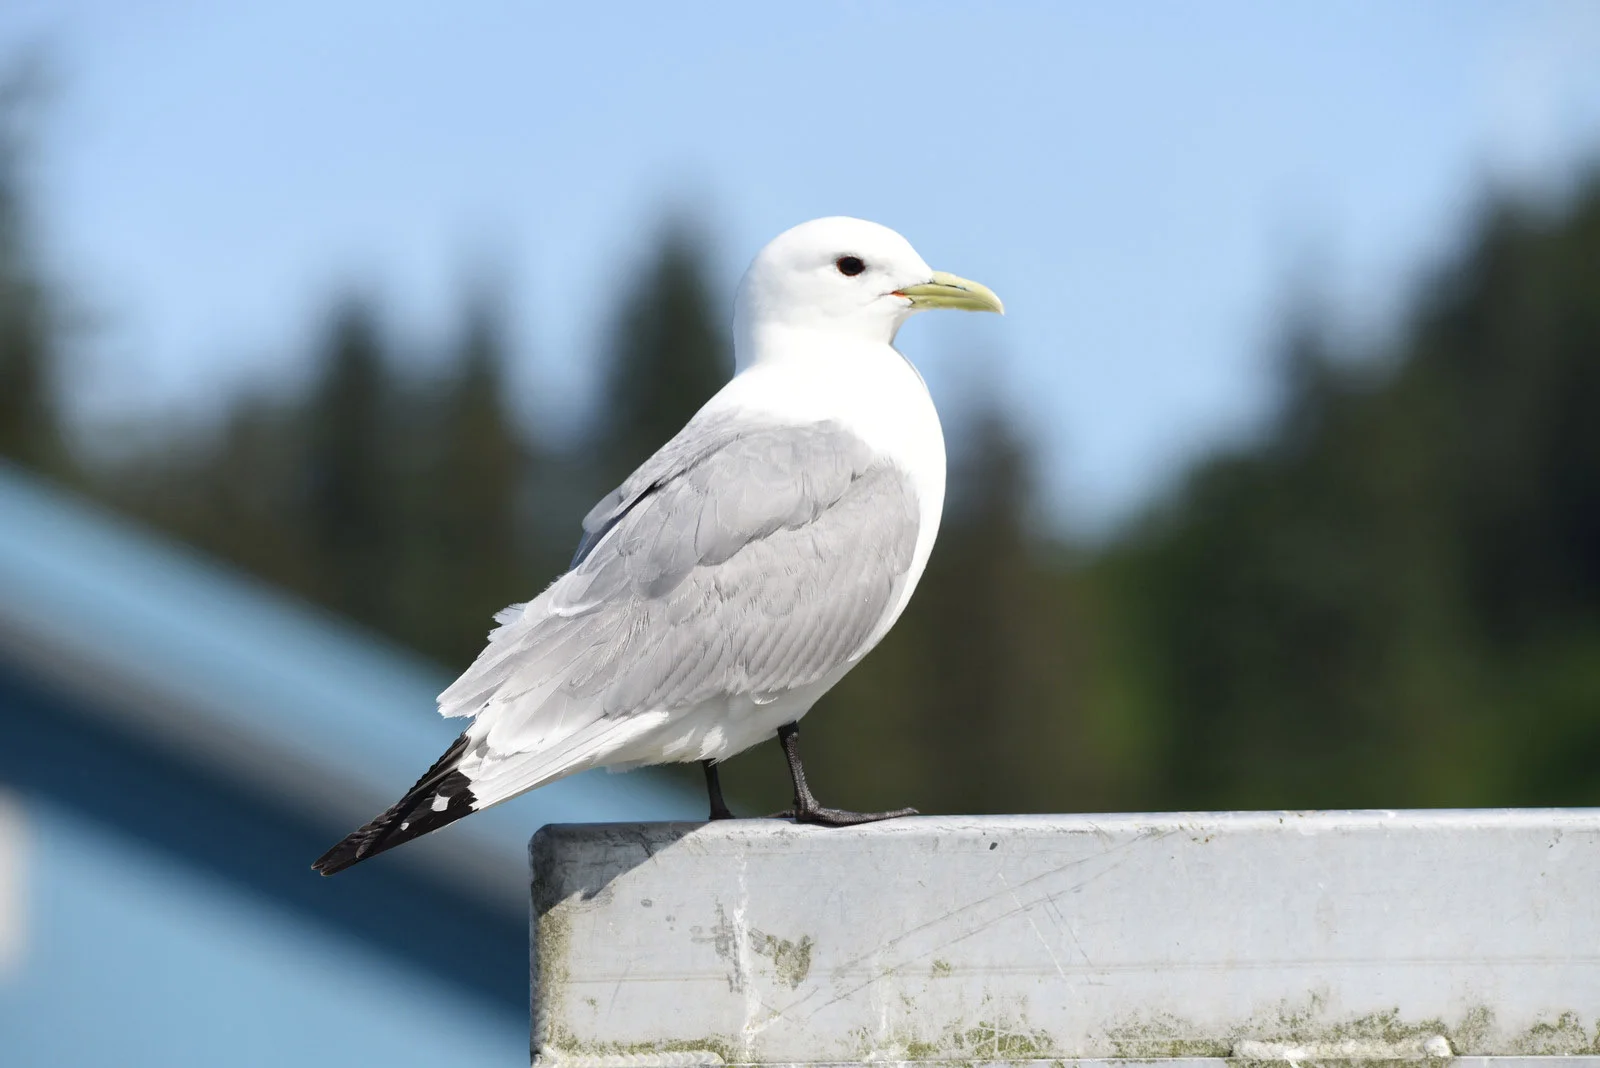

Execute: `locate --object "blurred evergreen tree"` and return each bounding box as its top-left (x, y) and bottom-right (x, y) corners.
top-left (201, 394), bottom-right (316, 591)
top-left (0, 68), bottom-right (71, 481)
top-left (593, 217), bottom-right (729, 489)
top-left (1099, 175), bottom-right (1600, 809)
top-left (897, 402), bottom-right (1083, 814)
top-left (399, 288), bottom-right (538, 665)
top-left (303, 296), bottom-right (398, 632)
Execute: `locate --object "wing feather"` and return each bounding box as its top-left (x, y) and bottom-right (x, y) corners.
top-left (443, 415), bottom-right (921, 806)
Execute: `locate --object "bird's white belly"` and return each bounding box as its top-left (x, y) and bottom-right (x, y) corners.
top-left (608, 668), bottom-right (850, 768)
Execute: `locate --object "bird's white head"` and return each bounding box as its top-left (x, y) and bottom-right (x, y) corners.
top-left (733, 216), bottom-right (1003, 368)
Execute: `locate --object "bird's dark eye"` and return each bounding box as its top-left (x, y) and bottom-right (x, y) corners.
top-left (835, 256), bottom-right (866, 277)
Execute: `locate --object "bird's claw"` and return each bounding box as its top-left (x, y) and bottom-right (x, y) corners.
top-left (767, 805), bottom-right (918, 826)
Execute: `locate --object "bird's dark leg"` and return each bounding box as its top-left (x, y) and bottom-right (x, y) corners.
top-left (703, 760), bottom-right (736, 821)
top-left (772, 721), bottom-right (918, 826)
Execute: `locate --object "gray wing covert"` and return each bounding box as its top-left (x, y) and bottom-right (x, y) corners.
top-left (445, 418), bottom-right (921, 728)
top-left (571, 409), bottom-right (748, 568)
top-left (562, 420), bottom-right (921, 712)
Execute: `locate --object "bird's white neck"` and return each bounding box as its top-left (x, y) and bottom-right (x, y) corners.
top-left (725, 327), bottom-right (929, 434)
top-left (733, 305), bottom-right (915, 370)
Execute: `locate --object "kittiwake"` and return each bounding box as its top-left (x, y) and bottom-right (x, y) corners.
top-left (313, 216), bottom-right (1003, 875)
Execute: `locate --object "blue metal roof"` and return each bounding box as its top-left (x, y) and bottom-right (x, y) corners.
top-left (0, 459), bottom-right (700, 913)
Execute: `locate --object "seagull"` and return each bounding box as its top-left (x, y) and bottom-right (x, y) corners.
top-left (313, 217), bottom-right (1003, 875)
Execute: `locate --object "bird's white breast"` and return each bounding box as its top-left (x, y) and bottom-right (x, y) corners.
top-left (706, 326), bottom-right (946, 649)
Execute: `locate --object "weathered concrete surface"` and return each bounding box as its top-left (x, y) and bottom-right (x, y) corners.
top-left (530, 811), bottom-right (1600, 1066)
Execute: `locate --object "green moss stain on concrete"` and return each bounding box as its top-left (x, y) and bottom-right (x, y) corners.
top-left (1104, 999), bottom-right (1502, 1062)
top-left (532, 900), bottom-right (574, 1055)
top-left (749, 930), bottom-right (814, 989)
top-left (539, 993), bottom-right (1599, 1064)
top-left (1452, 1005), bottom-right (1494, 1053)
top-left (1511, 1011), bottom-right (1600, 1055)
top-left (1103, 1008), bottom-right (1232, 1059)
top-left (930, 958), bottom-right (954, 978)
top-left (899, 1037), bottom-right (943, 1061)
top-left (694, 905), bottom-right (814, 991)
top-left (540, 1026), bottom-right (736, 1066)
top-left (948, 1020), bottom-right (1056, 1060)
top-left (843, 999), bottom-right (1059, 1065)
top-left (1261, 1002), bottom-right (1451, 1046)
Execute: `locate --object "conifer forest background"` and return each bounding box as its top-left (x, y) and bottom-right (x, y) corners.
top-left (5, 67), bottom-right (1600, 819)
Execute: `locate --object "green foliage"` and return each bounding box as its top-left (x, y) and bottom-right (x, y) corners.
top-left (1099, 182), bottom-right (1600, 808)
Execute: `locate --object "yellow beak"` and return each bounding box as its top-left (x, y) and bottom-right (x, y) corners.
top-left (895, 270), bottom-right (1005, 315)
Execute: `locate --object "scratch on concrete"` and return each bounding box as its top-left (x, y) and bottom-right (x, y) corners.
top-left (788, 855), bottom-right (1116, 1025)
top-left (1039, 888), bottom-right (1092, 969)
top-left (999, 869), bottom-right (1067, 981)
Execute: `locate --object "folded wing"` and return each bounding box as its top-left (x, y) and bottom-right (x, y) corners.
top-left (445, 415), bottom-right (920, 804)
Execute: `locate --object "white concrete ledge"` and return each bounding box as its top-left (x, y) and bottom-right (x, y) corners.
top-left (530, 811), bottom-right (1600, 1067)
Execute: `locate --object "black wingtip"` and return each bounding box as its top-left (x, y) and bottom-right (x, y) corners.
top-left (311, 836), bottom-right (366, 877)
top-left (311, 735), bottom-right (477, 876)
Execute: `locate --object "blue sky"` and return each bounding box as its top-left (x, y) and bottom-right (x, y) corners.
top-left (4, 1), bottom-right (1599, 530)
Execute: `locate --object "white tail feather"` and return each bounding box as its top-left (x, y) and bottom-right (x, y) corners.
top-left (464, 709), bottom-right (670, 808)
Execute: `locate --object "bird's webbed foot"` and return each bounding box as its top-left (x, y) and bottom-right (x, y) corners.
top-left (767, 721), bottom-right (918, 826)
top-left (776, 803), bottom-right (918, 826)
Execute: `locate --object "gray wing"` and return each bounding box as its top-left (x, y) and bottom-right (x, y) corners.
top-left (438, 416), bottom-right (920, 795)
top-left (570, 408), bottom-right (750, 568)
